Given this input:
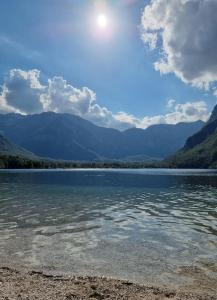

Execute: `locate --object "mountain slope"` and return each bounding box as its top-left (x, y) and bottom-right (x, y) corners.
top-left (0, 134), bottom-right (36, 158)
top-left (167, 105), bottom-right (217, 168)
top-left (0, 112), bottom-right (204, 161)
top-left (123, 121), bottom-right (204, 158)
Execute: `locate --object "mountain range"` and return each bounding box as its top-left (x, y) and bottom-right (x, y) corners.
top-left (0, 112), bottom-right (204, 161)
top-left (168, 104), bottom-right (217, 168)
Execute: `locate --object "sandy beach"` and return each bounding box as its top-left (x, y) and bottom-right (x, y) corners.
top-left (0, 267), bottom-right (216, 300)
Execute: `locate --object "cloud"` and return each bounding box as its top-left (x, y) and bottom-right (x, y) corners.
top-left (161, 100), bottom-right (209, 124)
top-left (0, 69), bottom-right (133, 130)
top-left (118, 100), bottom-right (209, 129)
top-left (0, 69), bottom-right (209, 130)
top-left (141, 0), bottom-right (217, 89)
top-left (2, 69), bottom-right (44, 114)
top-left (167, 99), bottom-right (176, 109)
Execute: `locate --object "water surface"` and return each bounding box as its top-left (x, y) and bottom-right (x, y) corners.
top-left (0, 169), bottom-right (217, 288)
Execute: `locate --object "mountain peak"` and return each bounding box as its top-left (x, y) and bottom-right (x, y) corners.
top-left (0, 113), bottom-right (204, 161)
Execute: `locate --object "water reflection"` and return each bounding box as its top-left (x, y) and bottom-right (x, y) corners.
top-left (0, 169), bottom-right (217, 286)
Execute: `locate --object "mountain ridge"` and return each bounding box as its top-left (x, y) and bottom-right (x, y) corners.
top-left (0, 112), bottom-right (204, 161)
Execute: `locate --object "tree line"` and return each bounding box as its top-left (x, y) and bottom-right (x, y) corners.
top-left (0, 154), bottom-right (171, 169)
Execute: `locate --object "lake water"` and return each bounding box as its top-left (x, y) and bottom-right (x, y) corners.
top-left (0, 169), bottom-right (217, 289)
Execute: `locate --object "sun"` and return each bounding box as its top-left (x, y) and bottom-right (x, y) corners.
top-left (97, 14), bottom-right (108, 28)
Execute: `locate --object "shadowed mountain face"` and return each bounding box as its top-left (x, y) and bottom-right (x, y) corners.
top-left (168, 105), bottom-right (217, 168)
top-left (0, 112), bottom-right (204, 161)
top-left (0, 134), bottom-right (36, 158)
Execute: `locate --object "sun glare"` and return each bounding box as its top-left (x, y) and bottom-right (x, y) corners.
top-left (97, 14), bottom-right (108, 28)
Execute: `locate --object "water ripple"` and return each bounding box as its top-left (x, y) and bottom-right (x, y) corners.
top-left (0, 169), bottom-right (217, 286)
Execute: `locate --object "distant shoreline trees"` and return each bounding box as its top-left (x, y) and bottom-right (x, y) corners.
top-left (0, 155), bottom-right (167, 169)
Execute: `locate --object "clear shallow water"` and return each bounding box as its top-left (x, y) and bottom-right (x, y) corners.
top-left (0, 169), bottom-right (217, 288)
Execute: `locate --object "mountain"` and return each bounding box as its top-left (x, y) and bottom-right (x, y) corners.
top-left (0, 112), bottom-right (204, 161)
top-left (0, 134), bottom-right (36, 158)
top-left (122, 121), bottom-right (204, 159)
top-left (167, 105), bottom-right (217, 168)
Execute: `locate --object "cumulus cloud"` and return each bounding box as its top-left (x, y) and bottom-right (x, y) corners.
top-left (118, 100), bottom-right (209, 129)
top-left (141, 0), bottom-right (217, 89)
top-left (161, 100), bottom-right (209, 124)
top-left (2, 69), bottom-right (44, 114)
top-left (0, 69), bottom-right (133, 130)
top-left (0, 69), bottom-right (209, 130)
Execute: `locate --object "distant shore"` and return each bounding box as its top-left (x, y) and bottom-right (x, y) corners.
top-left (0, 267), bottom-right (216, 300)
top-left (0, 153), bottom-right (166, 169)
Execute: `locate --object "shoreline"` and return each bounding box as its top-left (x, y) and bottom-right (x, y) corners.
top-left (0, 266), bottom-right (216, 300)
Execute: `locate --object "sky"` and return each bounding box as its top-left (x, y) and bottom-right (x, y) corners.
top-left (0, 0), bottom-right (217, 130)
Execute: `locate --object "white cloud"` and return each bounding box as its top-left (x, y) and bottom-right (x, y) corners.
top-left (141, 32), bottom-right (158, 50)
top-left (41, 76), bottom-right (96, 115)
top-left (0, 69), bottom-right (133, 130)
top-left (141, 0), bottom-right (217, 89)
top-left (115, 100), bottom-right (209, 129)
top-left (1, 69), bottom-right (44, 114)
top-left (162, 100), bottom-right (209, 124)
top-left (167, 99), bottom-right (176, 109)
top-left (0, 69), bottom-right (209, 130)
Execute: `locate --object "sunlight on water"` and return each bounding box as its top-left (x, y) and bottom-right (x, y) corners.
top-left (0, 169), bottom-right (217, 288)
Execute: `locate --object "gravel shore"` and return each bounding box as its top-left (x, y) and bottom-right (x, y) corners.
top-left (0, 267), bottom-right (216, 300)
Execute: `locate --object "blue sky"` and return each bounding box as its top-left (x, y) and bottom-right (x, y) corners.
top-left (0, 0), bottom-right (217, 130)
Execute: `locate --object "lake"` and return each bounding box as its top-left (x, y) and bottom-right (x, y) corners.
top-left (0, 169), bottom-right (217, 289)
